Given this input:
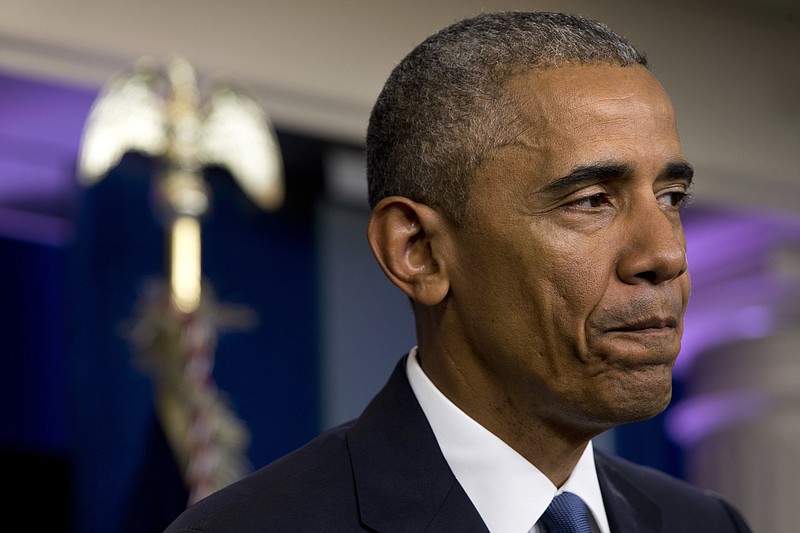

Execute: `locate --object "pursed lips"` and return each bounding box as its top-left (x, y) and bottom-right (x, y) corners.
top-left (607, 316), bottom-right (678, 333)
top-left (592, 293), bottom-right (684, 335)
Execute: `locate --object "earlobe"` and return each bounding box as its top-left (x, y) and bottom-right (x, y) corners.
top-left (367, 196), bottom-right (450, 306)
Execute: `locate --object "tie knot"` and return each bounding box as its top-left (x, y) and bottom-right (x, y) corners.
top-left (540, 492), bottom-right (592, 533)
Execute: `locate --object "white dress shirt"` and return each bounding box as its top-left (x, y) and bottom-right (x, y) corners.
top-left (405, 347), bottom-right (611, 533)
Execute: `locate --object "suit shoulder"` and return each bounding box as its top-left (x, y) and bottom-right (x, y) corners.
top-left (595, 450), bottom-right (752, 532)
top-left (164, 421), bottom-right (362, 532)
top-left (596, 450), bottom-right (707, 499)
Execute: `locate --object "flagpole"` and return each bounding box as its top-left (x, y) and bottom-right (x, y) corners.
top-left (77, 55), bottom-right (284, 504)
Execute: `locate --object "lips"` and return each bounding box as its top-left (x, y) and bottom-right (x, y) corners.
top-left (592, 291), bottom-right (684, 334)
top-left (608, 316), bottom-right (678, 332)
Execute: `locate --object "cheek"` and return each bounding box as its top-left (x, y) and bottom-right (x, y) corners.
top-left (680, 272), bottom-right (691, 310)
top-left (543, 252), bottom-right (611, 321)
top-left (468, 225), bottom-right (613, 346)
top-left (510, 253), bottom-right (611, 367)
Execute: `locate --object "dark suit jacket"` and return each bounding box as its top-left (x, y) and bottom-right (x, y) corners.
top-left (164, 356), bottom-right (752, 532)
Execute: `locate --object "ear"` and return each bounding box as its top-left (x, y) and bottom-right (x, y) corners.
top-left (367, 196), bottom-right (450, 306)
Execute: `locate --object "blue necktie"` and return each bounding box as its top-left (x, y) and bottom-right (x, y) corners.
top-left (540, 492), bottom-right (592, 533)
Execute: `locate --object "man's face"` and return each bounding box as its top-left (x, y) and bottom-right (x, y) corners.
top-left (444, 65), bottom-right (692, 434)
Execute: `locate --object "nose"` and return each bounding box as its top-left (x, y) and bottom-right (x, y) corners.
top-left (617, 200), bottom-right (688, 285)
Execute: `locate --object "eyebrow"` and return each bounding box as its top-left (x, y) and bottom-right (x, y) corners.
top-left (540, 160), bottom-right (694, 197)
top-left (662, 161), bottom-right (695, 184)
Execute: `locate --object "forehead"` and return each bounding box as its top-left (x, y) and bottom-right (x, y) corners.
top-left (480, 65), bottom-right (684, 191)
top-left (506, 63), bottom-right (673, 118)
top-left (502, 64), bottom-right (679, 147)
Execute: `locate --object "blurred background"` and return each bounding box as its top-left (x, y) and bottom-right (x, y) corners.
top-left (0, 0), bottom-right (798, 531)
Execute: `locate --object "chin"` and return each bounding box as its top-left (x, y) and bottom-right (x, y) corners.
top-left (585, 365), bottom-right (675, 426)
top-left (616, 392), bottom-right (672, 424)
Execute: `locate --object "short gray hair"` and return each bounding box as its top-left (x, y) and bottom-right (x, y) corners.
top-left (366, 11), bottom-right (648, 224)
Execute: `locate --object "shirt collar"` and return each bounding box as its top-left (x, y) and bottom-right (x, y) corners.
top-left (406, 347), bottom-right (610, 533)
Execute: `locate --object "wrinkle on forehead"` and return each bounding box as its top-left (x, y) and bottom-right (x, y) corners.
top-left (495, 65), bottom-right (679, 154)
top-left (506, 65), bottom-right (672, 122)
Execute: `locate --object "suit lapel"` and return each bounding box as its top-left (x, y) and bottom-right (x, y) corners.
top-left (348, 356), bottom-right (488, 532)
top-left (595, 450), bottom-right (661, 533)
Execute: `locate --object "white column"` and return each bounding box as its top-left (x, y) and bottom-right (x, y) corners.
top-left (673, 326), bottom-right (800, 531)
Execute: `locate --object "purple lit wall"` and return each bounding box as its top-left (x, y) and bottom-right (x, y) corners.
top-left (0, 72), bottom-right (97, 245)
top-left (669, 208), bottom-right (800, 447)
top-left (0, 73), bottom-right (97, 454)
top-left (679, 209), bottom-right (800, 373)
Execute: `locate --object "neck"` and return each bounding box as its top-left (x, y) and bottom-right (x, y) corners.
top-left (416, 340), bottom-right (602, 487)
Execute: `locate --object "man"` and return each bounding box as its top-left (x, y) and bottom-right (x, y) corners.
top-left (165, 11), bottom-right (752, 532)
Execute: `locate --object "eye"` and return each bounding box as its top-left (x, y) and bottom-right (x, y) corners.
top-left (570, 192), bottom-right (611, 209)
top-left (658, 191), bottom-right (693, 209)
